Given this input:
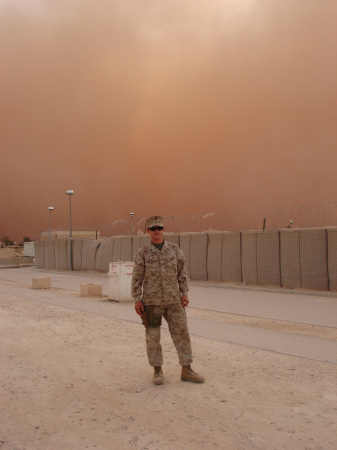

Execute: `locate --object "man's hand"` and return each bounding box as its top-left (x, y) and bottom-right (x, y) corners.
top-left (135, 301), bottom-right (144, 316)
top-left (181, 295), bottom-right (189, 307)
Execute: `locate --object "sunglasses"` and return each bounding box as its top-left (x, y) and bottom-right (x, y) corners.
top-left (148, 226), bottom-right (164, 231)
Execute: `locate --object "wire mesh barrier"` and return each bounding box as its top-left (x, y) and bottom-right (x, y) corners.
top-left (35, 225), bottom-right (337, 292)
top-left (41, 202), bottom-right (337, 240)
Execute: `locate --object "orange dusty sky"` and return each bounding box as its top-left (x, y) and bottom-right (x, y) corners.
top-left (1, 0), bottom-right (336, 241)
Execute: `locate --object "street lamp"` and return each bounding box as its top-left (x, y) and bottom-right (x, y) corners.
top-left (130, 212), bottom-right (135, 262)
top-left (65, 189), bottom-right (74, 270)
top-left (130, 212), bottom-right (135, 237)
top-left (48, 207), bottom-right (54, 239)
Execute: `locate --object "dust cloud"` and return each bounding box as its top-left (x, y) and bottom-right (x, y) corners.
top-left (1, 0), bottom-right (336, 240)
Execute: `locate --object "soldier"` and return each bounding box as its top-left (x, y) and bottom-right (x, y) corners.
top-left (132, 215), bottom-right (205, 385)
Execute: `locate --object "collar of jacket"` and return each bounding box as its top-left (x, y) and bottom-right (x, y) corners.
top-left (149, 240), bottom-right (169, 252)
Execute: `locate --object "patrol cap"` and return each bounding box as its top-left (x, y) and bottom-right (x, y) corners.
top-left (146, 215), bottom-right (164, 228)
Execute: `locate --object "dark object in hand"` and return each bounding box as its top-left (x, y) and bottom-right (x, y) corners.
top-left (141, 310), bottom-right (148, 330)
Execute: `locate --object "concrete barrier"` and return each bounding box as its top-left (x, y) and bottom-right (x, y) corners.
top-left (120, 236), bottom-right (132, 262)
top-left (0, 256), bottom-right (34, 267)
top-left (300, 229), bottom-right (328, 290)
top-left (37, 241), bottom-right (45, 269)
top-left (80, 283), bottom-right (102, 297)
top-left (32, 277), bottom-right (51, 289)
top-left (34, 241), bottom-right (40, 268)
top-left (45, 240), bottom-right (56, 270)
top-left (242, 232), bottom-right (257, 284)
top-left (164, 233), bottom-right (180, 246)
top-left (132, 235), bottom-right (151, 260)
top-left (102, 238), bottom-right (115, 272)
top-left (280, 229), bottom-right (301, 289)
top-left (132, 236), bottom-right (141, 261)
top-left (55, 239), bottom-right (68, 271)
top-left (54, 240), bottom-right (59, 269)
top-left (86, 240), bottom-right (101, 271)
top-left (141, 235), bottom-right (151, 246)
top-left (257, 231), bottom-right (281, 287)
top-left (0, 248), bottom-right (19, 258)
top-left (112, 236), bottom-right (122, 261)
top-left (81, 239), bottom-right (91, 271)
top-left (72, 239), bottom-right (83, 271)
top-left (66, 239), bottom-right (71, 271)
top-left (95, 240), bottom-right (106, 272)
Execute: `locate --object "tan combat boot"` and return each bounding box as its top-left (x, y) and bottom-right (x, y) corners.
top-left (153, 366), bottom-right (164, 385)
top-left (181, 365), bottom-right (205, 383)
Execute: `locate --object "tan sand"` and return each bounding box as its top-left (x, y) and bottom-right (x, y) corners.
top-left (1, 292), bottom-right (336, 449)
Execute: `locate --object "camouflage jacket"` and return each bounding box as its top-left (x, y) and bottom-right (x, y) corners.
top-left (131, 241), bottom-right (189, 305)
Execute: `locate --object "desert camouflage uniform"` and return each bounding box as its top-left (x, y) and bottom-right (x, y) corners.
top-left (132, 241), bottom-right (193, 367)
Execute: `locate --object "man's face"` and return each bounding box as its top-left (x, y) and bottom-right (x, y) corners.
top-left (147, 225), bottom-right (164, 243)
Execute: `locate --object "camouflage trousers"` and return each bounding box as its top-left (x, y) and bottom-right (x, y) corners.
top-left (145, 304), bottom-right (193, 367)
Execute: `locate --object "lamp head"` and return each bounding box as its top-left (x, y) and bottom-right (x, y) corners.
top-left (129, 212), bottom-right (135, 217)
top-left (48, 206), bottom-right (54, 211)
top-left (66, 189), bottom-right (74, 195)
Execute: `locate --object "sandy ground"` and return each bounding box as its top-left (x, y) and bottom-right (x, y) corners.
top-left (1, 288), bottom-right (337, 449)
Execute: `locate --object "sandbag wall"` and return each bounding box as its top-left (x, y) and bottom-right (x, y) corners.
top-left (34, 227), bottom-right (337, 291)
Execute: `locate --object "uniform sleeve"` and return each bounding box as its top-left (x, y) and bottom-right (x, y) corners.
top-left (131, 249), bottom-right (145, 302)
top-left (177, 248), bottom-right (189, 297)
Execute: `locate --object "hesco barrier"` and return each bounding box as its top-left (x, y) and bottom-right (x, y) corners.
top-left (207, 232), bottom-right (242, 283)
top-left (34, 227), bottom-right (337, 291)
top-left (179, 234), bottom-right (191, 279)
top-left (299, 229), bottom-right (328, 291)
top-left (242, 232), bottom-right (258, 285)
top-left (257, 231), bottom-right (280, 287)
top-left (280, 229), bottom-right (301, 289)
top-left (222, 232), bottom-right (241, 283)
top-left (190, 233), bottom-right (208, 281)
top-left (327, 229), bottom-right (337, 291)
top-left (207, 232), bottom-right (223, 282)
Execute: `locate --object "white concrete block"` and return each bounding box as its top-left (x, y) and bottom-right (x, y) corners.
top-left (108, 261), bottom-right (134, 302)
top-left (80, 283), bottom-right (102, 297)
top-left (120, 262), bottom-right (134, 301)
top-left (32, 277), bottom-right (51, 289)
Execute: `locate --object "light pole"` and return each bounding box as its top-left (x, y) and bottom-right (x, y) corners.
top-left (66, 190), bottom-right (74, 270)
top-left (130, 212), bottom-right (135, 261)
top-left (48, 207), bottom-right (54, 239)
top-left (130, 212), bottom-right (135, 237)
